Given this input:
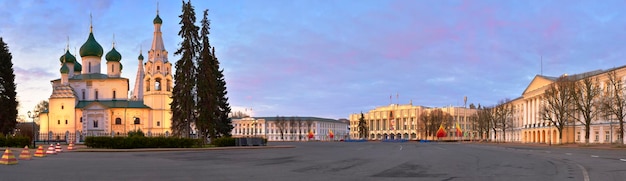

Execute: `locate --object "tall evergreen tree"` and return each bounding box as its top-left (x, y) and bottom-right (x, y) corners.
top-left (212, 47), bottom-right (233, 137)
top-left (0, 38), bottom-right (18, 135)
top-left (171, 1), bottom-right (199, 138)
top-left (196, 9), bottom-right (217, 141)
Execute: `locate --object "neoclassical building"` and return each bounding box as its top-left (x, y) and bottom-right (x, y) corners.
top-left (349, 103), bottom-right (476, 140)
top-left (231, 117), bottom-right (349, 141)
top-left (499, 67), bottom-right (626, 144)
top-left (39, 12), bottom-right (173, 142)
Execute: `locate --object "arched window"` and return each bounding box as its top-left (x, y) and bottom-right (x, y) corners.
top-left (57, 120), bottom-right (60, 124)
top-left (166, 80), bottom-right (171, 91)
top-left (65, 120), bottom-right (68, 124)
top-left (134, 118), bottom-right (141, 125)
top-left (95, 90), bottom-right (99, 100)
top-left (113, 90), bottom-right (117, 99)
top-left (146, 79), bottom-right (151, 91)
top-left (94, 120), bottom-right (99, 128)
top-left (88, 62), bottom-right (91, 73)
top-left (157, 121), bottom-right (160, 126)
top-left (115, 118), bottom-right (122, 125)
top-left (111, 64), bottom-right (114, 73)
top-left (155, 78), bottom-right (161, 91)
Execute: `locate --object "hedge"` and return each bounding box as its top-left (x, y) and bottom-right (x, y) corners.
top-left (85, 136), bottom-right (200, 149)
top-left (212, 137), bottom-right (236, 147)
top-left (0, 135), bottom-right (30, 147)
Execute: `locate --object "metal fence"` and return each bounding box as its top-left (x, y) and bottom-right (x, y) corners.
top-left (36, 131), bottom-right (172, 143)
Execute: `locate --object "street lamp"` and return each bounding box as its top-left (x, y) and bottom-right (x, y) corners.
top-left (27, 110), bottom-right (39, 148)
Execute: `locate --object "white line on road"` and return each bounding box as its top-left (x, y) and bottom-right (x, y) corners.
top-left (576, 163), bottom-right (590, 181)
top-left (619, 158), bottom-right (626, 162)
top-left (434, 146), bottom-right (446, 150)
top-left (590, 155), bottom-right (599, 158)
top-left (399, 145), bottom-right (403, 151)
top-left (565, 153), bottom-right (572, 155)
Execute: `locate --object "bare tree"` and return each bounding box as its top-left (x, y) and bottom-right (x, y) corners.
top-left (288, 117), bottom-right (296, 140)
top-left (305, 118), bottom-right (314, 139)
top-left (419, 110), bottom-right (430, 138)
top-left (540, 76), bottom-right (575, 144)
top-left (601, 69), bottom-right (626, 144)
top-left (476, 105), bottom-right (493, 140)
top-left (570, 75), bottom-right (602, 145)
top-left (491, 99), bottom-right (513, 142)
top-left (275, 116), bottom-right (287, 141)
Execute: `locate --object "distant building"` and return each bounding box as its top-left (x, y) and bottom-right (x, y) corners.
top-left (349, 104), bottom-right (476, 140)
top-left (231, 117), bottom-right (349, 141)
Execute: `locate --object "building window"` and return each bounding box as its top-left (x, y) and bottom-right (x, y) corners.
top-left (95, 90), bottom-right (99, 100)
top-left (61, 105), bottom-right (64, 109)
top-left (134, 118), bottom-right (140, 125)
top-left (595, 131), bottom-right (599, 142)
top-left (94, 120), bottom-right (99, 128)
top-left (157, 121), bottom-right (160, 126)
top-left (80, 117), bottom-right (83, 123)
top-left (155, 78), bottom-right (161, 91)
top-left (113, 90), bottom-right (116, 99)
top-left (577, 132), bottom-right (580, 141)
top-left (57, 120), bottom-right (60, 125)
top-left (115, 118), bottom-right (122, 125)
top-left (167, 80), bottom-right (171, 91)
top-left (606, 131), bottom-right (610, 142)
top-left (111, 64), bottom-right (114, 73)
top-left (82, 89), bottom-right (85, 100)
top-left (88, 62), bottom-right (91, 73)
top-left (65, 120), bottom-right (68, 124)
top-left (146, 79), bottom-right (150, 92)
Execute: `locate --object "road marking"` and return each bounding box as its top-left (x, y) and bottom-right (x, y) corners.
top-left (590, 155), bottom-right (599, 158)
top-left (576, 163), bottom-right (590, 181)
top-left (399, 145), bottom-right (403, 151)
top-left (619, 159), bottom-right (626, 162)
top-left (565, 153), bottom-right (572, 155)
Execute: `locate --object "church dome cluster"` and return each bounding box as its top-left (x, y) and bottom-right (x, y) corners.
top-left (59, 50), bottom-right (76, 63)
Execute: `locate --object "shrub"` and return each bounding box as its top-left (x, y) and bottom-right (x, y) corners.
top-left (85, 136), bottom-right (199, 149)
top-left (212, 137), bottom-right (236, 147)
top-left (0, 135), bottom-right (30, 147)
top-left (128, 129), bottom-right (145, 137)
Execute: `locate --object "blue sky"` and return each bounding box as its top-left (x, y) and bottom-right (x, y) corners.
top-left (3, 0), bottom-right (626, 119)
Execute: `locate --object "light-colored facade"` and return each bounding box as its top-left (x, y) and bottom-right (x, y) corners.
top-left (349, 104), bottom-right (476, 140)
top-left (231, 117), bottom-right (349, 141)
top-left (497, 67), bottom-right (626, 144)
top-left (39, 12), bottom-right (173, 141)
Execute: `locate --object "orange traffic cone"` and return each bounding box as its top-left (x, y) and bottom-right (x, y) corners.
top-left (67, 141), bottom-right (74, 151)
top-left (18, 146), bottom-right (31, 160)
top-left (46, 144), bottom-right (56, 155)
top-left (0, 148), bottom-right (18, 165)
top-left (34, 145), bottom-right (46, 157)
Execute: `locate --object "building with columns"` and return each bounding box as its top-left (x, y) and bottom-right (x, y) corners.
top-left (231, 117), bottom-right (349, 141)
top-left (349, 104), bottom-right (476, 140)
top-left (39, 11), bottom-right (173, 142)
top-left (500, 68), bottom-right (626, 144)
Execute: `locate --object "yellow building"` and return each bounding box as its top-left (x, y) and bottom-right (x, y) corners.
top-left (39, 12), bottom-right (173, 142)
top-left (499, 67), bottom-right (626, 144)
top-left (349, 104), bottom-right (476, 140)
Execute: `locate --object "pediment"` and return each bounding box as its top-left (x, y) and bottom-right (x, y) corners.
top-left (522, 75), bottom-right (555, 96)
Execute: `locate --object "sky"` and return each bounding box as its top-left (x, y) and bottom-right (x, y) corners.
top-left (3, 0), bottom-right (626, 120)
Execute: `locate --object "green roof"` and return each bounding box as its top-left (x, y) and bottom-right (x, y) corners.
top-left (153, 14), bottom-right (162, 24)
top-left (138, 53), bottom-right (144, 60)
top-left (59, 50), bottom-right (77, 63)
top-left (60, 63), bottom-right (69, 74)
top-left (69, 73), bottom-right (109, 80)
top-left (105, 47), bottom-right (122, 62)
top-left (76, 100), bottom-right (150, 108)
top-left (79, 32), bottom-right (104, 57)
top-left (74, 61), bottom-right (82, 71)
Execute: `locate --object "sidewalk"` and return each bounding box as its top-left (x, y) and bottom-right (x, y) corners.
top-left (473, 141), bottom-right (626, 150)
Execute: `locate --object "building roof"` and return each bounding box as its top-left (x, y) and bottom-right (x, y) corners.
top-left (50, 85), bottom-right (76, 98)
top-left (79, 32), bottom-right (104, 57)
top-left (252, 116), bottom-right (341, 123)
top-left (76, 100), bottom-right (150, 108)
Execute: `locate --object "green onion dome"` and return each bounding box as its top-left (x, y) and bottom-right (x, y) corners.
top-left (105, 47), bottom-right (122, 62)
top-left (74, 61), bottom-right (82, 72)
top-left (79, 32), bottom-right (104, 57)
top-left (60, 63), bottom-right (69, 74)
top-left (138, 53), bottom-right (144, 60)
top-left (153, 14), bottom-right (162, 24)
top-left (59, 50), bottom-right (77, 63)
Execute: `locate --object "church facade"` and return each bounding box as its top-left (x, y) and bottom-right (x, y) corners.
top-left (39, 12), bottom-right (173, 142)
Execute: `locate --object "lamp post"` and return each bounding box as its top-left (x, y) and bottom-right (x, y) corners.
top-left (27, 110), bottom-right (39, 148)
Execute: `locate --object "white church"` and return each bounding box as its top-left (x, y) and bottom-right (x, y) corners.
top-left (39, 12), bottom-right (173, 142)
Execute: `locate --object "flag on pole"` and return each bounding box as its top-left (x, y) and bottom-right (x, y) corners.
top-left (436, 124), bottom-right (447, 138)
top-left (308, 130), bottom-right (314, 139)
top-left (456, 122), bottom-right (463, 137)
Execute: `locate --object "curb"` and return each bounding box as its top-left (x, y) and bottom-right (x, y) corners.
top-left (74, 145), bottom-right (295, 152)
